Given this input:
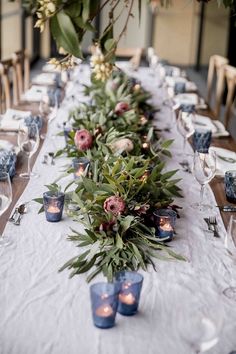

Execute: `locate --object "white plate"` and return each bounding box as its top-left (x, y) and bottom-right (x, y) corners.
top-left (174, 93), bottom-right (199, 106)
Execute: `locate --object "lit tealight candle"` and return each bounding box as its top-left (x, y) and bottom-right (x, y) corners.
top-left (119, 292), bottom-right (136, 305)
top-left (160, 223), bottom-right (173, 232)
top-left (47, 204), bottom-right (60, 213)
top-left (75, 165), bottom-right (85, 177)
top-left (95, 304), bottom-right (113, 317)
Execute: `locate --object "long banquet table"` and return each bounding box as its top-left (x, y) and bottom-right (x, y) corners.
top-left (1, 64), bottom-right (236, 354)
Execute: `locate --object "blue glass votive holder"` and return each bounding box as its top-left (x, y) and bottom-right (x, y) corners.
top-left (192, 129), bottom-right (212, 153)
top-left (43, 191), bottom-right (65, 222)
top-left (153, 209), bottom-right (177, 241)
top-left (115, 271), bottom-right (143, 316)
top-left (90, 282), bottom-right (119, 329)
top-left (72, 157), bottom-right (90, 179)
top-left (174, 81), bottom-right (186, 94)
top-left (225, 171), bottom-right (236, 204)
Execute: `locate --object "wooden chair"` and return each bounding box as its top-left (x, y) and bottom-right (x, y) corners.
top-left (207, 55), bottom-right (229, 115)
top-left (12, 49), bottom-right (30, 104)
top-left (0, 59), bottom-right (18, 113)
top-left (216, 64), bottom-right (236, 129)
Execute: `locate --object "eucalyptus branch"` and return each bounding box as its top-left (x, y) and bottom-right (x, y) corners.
top-left (117, 0), bottom-right (135, 43)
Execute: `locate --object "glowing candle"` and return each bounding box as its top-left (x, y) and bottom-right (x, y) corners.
top-left (95, 304), bottom-right (113, 317)
top-left (119, 293), bottom-right (136, 305)
top-left (75, 165), bottom-right (85, 177)
top-left (47, 204), bottom-right (60, 213)
top-left (160, 223), bottom-right (173, 232)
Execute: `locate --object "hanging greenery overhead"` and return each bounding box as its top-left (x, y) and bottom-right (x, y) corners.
top-left (15, 0), bottom-right (236, 68)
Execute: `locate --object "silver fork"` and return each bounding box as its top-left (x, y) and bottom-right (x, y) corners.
top-left (209, 216), bottom-right (220, 238)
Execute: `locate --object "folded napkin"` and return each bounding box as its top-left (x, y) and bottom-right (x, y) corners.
top-left (42, 64), bottom-right (61, 73)
top-left (0, 149), bottom-right (17, 178)
top-left (174, 93), bottom-right (199, 106)
top-left (193, 114), bottom-right (229, 138)
top-left (0, 139), bottom-right (14, 151)
top-left (0, 109), bottom-right (42, 132)
top-left (209, 146), bottom-right (236, 176)
top-left (32, 73), bottom-right (57, 86)
top-left (21, 85), bottom-right (48, 102)
top-left (0, 109), bottom-right (31, 131)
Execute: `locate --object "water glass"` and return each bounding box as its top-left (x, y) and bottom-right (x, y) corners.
top-left (18, 122), bottom-right (40, 179)
top-left (0, 172), bottom-right (13, 247)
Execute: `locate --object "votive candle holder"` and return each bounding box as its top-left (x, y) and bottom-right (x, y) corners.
top-left (90, 282), bottom-right (119, 329)
top-left (43, 191), bottom-right (65, 222)
top-left (153, 209), bottom-right (177, 241)
top-left (225, 170), bottom-right (236, 204)
top-left (115, 271), bottom-right (143, 316)
top-left (192, 129), bottom-right (212, 153)
top-left (72, 157), bottom-right (90, 179)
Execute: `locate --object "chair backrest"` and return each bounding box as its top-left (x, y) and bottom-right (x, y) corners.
top-left (12, 49), bottom-right (30, 103)
top-left (207, 55), bottom-right (229, 112)
top-left (216, 64), bottom-right (236, 129)
top-left (0, 59), bottom-right (14, 113)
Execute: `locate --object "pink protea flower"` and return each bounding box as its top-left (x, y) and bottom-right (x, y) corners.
top-left (74, 129), bottom-right (93, 151)
top-left (114, 102), bottom-right (130, 116)
top-left (103, 196), bottom-right (126, 216)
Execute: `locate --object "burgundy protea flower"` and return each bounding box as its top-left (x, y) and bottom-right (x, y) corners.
top-left (74, 129), bottom-right (93, 151)
top-left (99, 220), bottom-right (116, 232)
top-left (103, 196), bottom-right (126, 216)
top-left (114, 102), bottom-right (130, 116)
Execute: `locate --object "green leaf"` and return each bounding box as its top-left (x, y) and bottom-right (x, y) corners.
top-left (50, 10), bottom-right (82, 58)
top-left (160, 170), bottom-right (178, 181)
top-left (82, 0), bottom-right (90, 23)
top-left (104, 39), bottom-right (117, 52)
top-left (116, 234), bottom-right (123, 249)
top-left (33, 198), bottom-right (43, 204)
top-left (161, 139), bottom-right (174, 149)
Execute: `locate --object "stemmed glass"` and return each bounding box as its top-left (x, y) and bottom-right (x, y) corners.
top-left (0, 172), bottom-right (13, 247)
top-left (178, 292), bottom-right (224, 353)
top-left (223, 215), bottom-right (236, 300)
top-left (17, 122), bottom-right (40, 179)
top-left (176, 110), bottom-right (195, 166)
top-left (39, 94), bottom-right (59, 139)
top-left (192, 150), bottom-right (216, 211)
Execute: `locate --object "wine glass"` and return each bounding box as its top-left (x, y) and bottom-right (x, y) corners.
top-left (39, 94), bottom-right (59, 139)
top-left (17, 122), bottom-right (40, 179)
top-left (192, 150), bottom-right (216, 211)
top-left (176, 110), bottom-right (195, 166)
top-left (178, 291), bottom-right (224, 353)
top-left (223, 215), bottom-right (236, 300)
top-left (0, 172), bottom-right (13, 247)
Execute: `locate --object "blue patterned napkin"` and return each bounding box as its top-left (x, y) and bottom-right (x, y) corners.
top-left (24, 115), bottom-right (43, 131)
top-left (0, 150), bottom-right (17, 178)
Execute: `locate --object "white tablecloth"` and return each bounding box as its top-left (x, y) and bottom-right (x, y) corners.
top-left (1, 64), bottom-right (236, 354)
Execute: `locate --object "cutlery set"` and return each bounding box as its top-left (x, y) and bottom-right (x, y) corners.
top-left (41, 152), bottom-right (55, 165)
top-left (204, 216), bottom-right (220, 238)
top-left (9, 203), bottom-right (28, 226)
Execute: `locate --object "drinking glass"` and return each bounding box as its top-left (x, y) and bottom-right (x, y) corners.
top-left (176, 110), bottom-right (195, 166)
top-left (18, 122), bottom-right (40, 179)
top-left (223, 215), bottom-right (236, 301)
top-left (178, 292), bottom-right (223, 353)
top-left (40, 94), bottom-right (59, 139)
top-left (192, 151), bottom-right (216, 211)
top-left (0, 172), bottom-right (13, 247)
